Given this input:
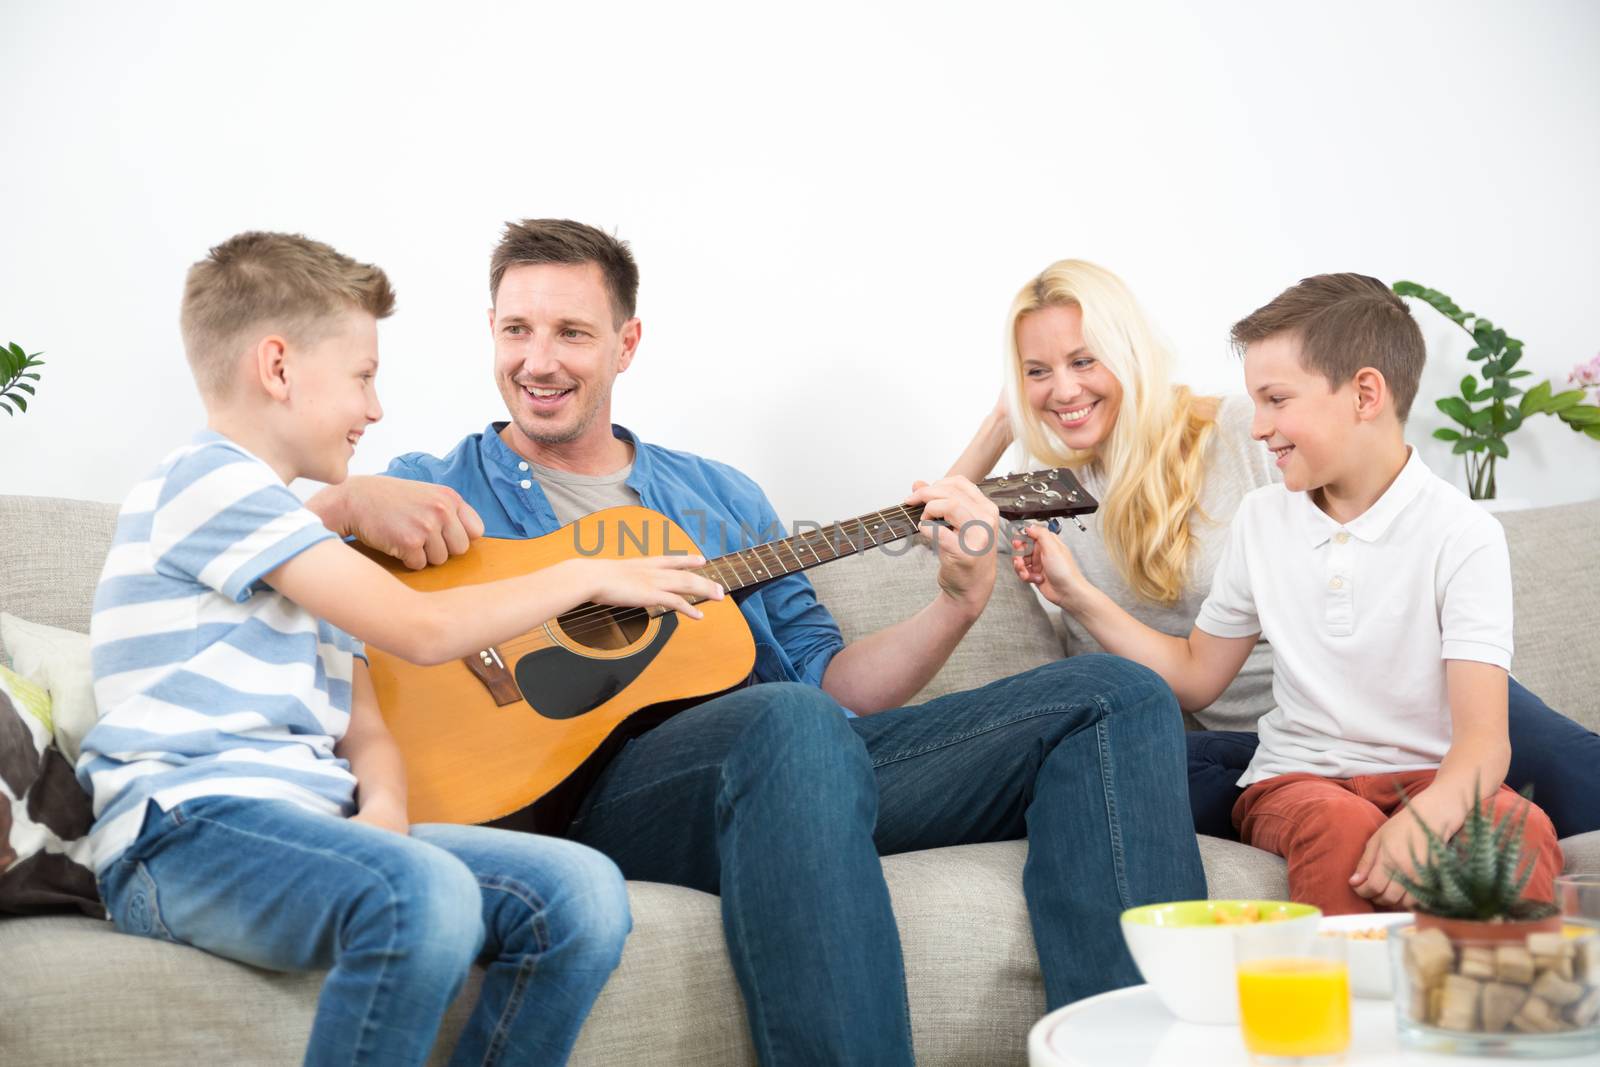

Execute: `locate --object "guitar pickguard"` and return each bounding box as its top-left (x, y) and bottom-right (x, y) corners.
top-left (513, 612), bottom-right (679, 720)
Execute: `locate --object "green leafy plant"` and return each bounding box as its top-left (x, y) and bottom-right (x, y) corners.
top-left (1391, 784), bottom-right (1559, 923)
top-left (0, 342), bottom-right (45, 417)
top-left (1394, 282), bottom-right (1600, 500)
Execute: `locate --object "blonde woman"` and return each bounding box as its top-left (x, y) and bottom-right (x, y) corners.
top-left (949, 259), bottom-right (1599, 840)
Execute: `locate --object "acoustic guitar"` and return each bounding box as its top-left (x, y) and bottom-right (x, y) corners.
top-left (359, 469), bottom-right (1097, 827)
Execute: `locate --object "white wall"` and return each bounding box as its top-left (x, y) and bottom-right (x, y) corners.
top-left (4, 0), bottom-right (1598, 524)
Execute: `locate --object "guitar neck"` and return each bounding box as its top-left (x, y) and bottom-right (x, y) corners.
top-left (697, 503), bottom-right (930, 595)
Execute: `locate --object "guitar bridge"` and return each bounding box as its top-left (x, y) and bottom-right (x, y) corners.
top-left (464, 646), bottom-right (521, 707)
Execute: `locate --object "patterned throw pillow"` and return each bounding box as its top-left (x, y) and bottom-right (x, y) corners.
top-left (1, 613), bottom-right (97, 762)
top-left (0, 665), bottom-right (102, 917)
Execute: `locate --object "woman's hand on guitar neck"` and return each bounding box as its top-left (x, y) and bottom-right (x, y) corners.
top-left (1012, 523), bottom-right (1093, 611)
top-left (572, 555), bottom-right (726, 621)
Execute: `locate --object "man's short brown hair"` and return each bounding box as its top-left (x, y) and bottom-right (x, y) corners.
top-left (180, 232), bottom-right (396, 399)
top-left (489, 219), bottom-right (639, 326)
top-left (1231, 273), bottom-right (1425, 420)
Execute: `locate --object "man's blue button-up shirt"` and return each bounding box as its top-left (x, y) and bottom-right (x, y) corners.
top-left (384, 423), bottom-right (846, 689)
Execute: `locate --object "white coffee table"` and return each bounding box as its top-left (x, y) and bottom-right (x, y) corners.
top-left (1028, 985), bottom-right (1598, 1066)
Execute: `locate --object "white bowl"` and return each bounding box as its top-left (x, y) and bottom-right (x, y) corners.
top-left (1318, 912), bottom-right (1413, 997)
top-left (1119, 900), bottom-right (1322, 1025)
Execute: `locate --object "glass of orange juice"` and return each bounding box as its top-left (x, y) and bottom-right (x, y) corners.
top-left (1235, 925), bottom-right (1350, 1063)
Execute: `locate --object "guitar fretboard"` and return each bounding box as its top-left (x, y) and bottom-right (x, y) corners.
top-left (695, 503), bottom-right (930, 597)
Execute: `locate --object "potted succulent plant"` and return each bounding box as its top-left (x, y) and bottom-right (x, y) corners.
top-left (1388, 790), bottom-right (1599, 1052)
top-left (1393, 787), bottom-right (1560, 941)
top-left (1, 342), bottom-right (45, 417)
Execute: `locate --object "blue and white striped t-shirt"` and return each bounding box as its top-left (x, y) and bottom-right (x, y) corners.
top-left (78, 432), bottom-right (363, 872)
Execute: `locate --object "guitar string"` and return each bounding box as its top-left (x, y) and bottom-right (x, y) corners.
top-left (514, 503), bottom-right (929, 651)
top-left (495, 477), bottom-right (1074, 653)
top-left (469, 472), bottom-right (1078, 658)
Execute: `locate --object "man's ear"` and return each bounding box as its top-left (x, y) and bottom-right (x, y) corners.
top-left (616, 318), bottom-right (642, 374)
top-left (486, 306), bottom-right (496, 336)
top-left (1352, 366), bottom-right (1388, 422)
top-left (254, 335), bottom-right (292, 401)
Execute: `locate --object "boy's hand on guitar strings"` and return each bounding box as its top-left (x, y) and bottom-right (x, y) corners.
top-left (904, 476), bottom-right (1000, 619)
top-left (579, 555), bottom-right (725, 620)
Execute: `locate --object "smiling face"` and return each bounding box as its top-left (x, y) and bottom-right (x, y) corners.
top-left (491, 262), bottom-right (638, 462)
top-left (284, 309), bottom-right (383, 484)
top-left (1016, 303), bottom-right (1124, 453)
top-left (1243, 332), bottom-right (1358, 493)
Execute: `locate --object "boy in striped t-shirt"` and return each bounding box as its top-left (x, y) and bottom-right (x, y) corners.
top-left (78, 232), bottom-right (723, 1067)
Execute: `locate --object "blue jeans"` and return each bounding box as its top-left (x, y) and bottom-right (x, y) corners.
top-left (1186, 678), bottom-right (1600, 840)
top-left (97, 797), bottom-right (630, 1067)
top-left (567, 654), bottom-right (1206, 1065)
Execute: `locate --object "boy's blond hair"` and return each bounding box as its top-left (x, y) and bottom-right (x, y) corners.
top-left (1230, 273), bottom-right (1424, 420)
top-left (180, 232), bottom-right (396, 399)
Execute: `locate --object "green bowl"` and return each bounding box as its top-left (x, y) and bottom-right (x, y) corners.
top-left (1119, 899), bottom-right (1322, 1024)
top-left (1121, 899), bottom-right (1320, 927)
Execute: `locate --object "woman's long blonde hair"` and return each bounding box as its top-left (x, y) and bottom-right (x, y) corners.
top-left (1006, 260), bottom-right (1219, 605)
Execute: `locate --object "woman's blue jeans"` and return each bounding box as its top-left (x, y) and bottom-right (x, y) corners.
top-left (97, 797), bottom-right (631, 1067)
top-left (566, 654), bottom-right (1206, 1066)
top-left (1186, 678), bottom-right (1600, 840)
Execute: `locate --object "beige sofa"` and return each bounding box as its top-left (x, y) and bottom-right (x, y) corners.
top-left (2, 493), bottom-right (1596, 1066)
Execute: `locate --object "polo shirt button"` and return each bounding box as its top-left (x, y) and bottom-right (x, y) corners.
top-left (1329, 576), bottom-right (1344, 590)
top-left (1335, 532), bottom-right (1350, 544)
top-left (518, 462), bottom-right (529, 471)
top-left (520, 479), bottom-right (532, 490)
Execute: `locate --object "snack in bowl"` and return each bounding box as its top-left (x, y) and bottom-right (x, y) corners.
top-left (1318, 912), bottom-right (1414, 997)
top-left (1211, 902), bottom-right (1296, 925)
top-left (1120, 900), bottom-right (1322, 1024)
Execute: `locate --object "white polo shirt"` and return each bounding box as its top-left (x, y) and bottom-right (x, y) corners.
top-left (1195, 448), bottom-right (1513, 786)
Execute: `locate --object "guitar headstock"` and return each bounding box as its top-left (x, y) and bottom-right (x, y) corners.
top-left (977, 468), bottom-right (1099, 521)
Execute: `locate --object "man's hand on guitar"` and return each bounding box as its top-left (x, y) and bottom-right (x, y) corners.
top-left (309, 476), bottom-right (485, 570)
top-left (904, 476), bottom-right (1000, 620)
top-left (575, 555), bottom-right (726, 621)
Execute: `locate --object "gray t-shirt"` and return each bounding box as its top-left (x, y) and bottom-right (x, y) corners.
top-left (1045, 394), bottom-right (1280, 731)
top-left (526, 458), bottom-right (641, 525)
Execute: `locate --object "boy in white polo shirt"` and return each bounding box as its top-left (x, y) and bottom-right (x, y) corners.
top-left (1014, 273), bottom-right (1563, 914)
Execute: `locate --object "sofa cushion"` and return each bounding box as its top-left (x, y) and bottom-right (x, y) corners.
top-left (0, 842), bottom-right (1049, 1067)
top-left (0, 497), bottom-right (118, 665)
top-left (1196, 834), bottom-right (1289, 899)
top-left (1496, 499), bottom-right (1600, 732)
top-left (806, 542), bottom-right (1063, 703)
top-left (5, 830), bottom-right (1596, 1066)
top-left (1561, 830), bottom-right (1600, 877)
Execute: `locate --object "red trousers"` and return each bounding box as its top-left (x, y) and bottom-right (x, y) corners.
top-left (1232, 769), bottom-right (1564, 916)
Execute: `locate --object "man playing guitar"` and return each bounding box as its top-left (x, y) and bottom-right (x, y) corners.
top-left (308, 219), bottom-right (1204, 1065)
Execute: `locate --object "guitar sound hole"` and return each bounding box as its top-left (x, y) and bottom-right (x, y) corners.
top-left (556, 604), bottom-right (651, 652)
